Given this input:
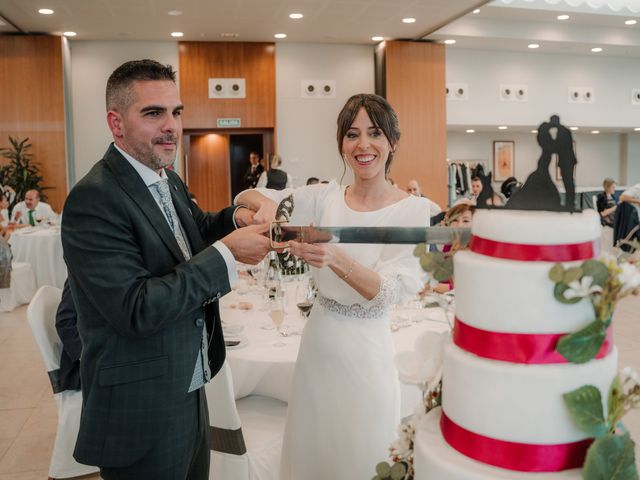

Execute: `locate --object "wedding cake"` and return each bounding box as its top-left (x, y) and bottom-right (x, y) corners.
top-left (414, 208), bottom-right (617, 479)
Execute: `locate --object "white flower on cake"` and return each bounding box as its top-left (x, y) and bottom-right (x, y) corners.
top-left (394, 330), bottom-right (449, 390)
top-left (562, 275), bottom-right (602, 300)
top-left (618, 262), bottom-right (640, 290)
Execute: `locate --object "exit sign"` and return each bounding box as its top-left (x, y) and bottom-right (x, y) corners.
top-left (217, 118), bottom-right (241, 128)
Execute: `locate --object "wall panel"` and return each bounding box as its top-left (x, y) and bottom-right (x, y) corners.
top-left (0, 36), bottom-right (67, 211)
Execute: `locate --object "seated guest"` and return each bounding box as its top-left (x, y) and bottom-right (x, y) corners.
top-left (11, 189), bottom-right (57, 225)
top-left (407, 179), bottom-right (422, 197)
top-left (306, 177), bottom-right (320, 185)
top-left (256, 154), bottom-right (292, 190)
top-left (596, 177), bottom-right (619, 228)
top-left (501, 176), bottom-right (521, 200)
top-left (620, 182), bottom-right (640, 217)
top-left (0, 193), bottom-right (9, 228)
top-left (55, 280), bottom-right (81, 391)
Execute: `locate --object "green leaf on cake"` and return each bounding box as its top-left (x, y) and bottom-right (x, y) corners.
top-left (563, 385), bottom-right (606, 437)
top-left (418, 252), bottom-right (453, 282)
top-left (582, 260), bottom-right (610, 287)
top-left (549, 263), bottom-right (565, 283)
top-left (563, 266), bottom-right (584, 284)
top-left (607, 375), bottom-right (624, 428)
top-left (389, 462), bottom-right (407, 480)
top-left (582, 433), bottom-right (639, 480)
top-left (556, 319), bottom-right (607, 363)
top-left (554, 283), bottom-right (582, 305)
top-left (413, 243), bottom-right (426, 257)
top-left (375, 462), bottom-right (391, 478)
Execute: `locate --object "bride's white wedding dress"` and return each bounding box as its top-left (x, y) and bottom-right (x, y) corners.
top-left (255, 182), bottom-right (430, 480)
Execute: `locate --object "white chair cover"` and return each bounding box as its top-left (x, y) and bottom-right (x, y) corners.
top-left (27, 285), bottom-right (99, 479)
top-left (0, 262), bottom-right (36, 312)
top-left (206, 361), bottom-right (287, 480)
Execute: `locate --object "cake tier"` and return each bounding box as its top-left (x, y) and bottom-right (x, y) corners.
top-left (471, 209), bottom-right (600, 246)
top-left (442, 344), bottom-right (617, 444)
top-left (454, 251), bottom-right (594, 334)
top-left (414, 408), bottom-right (582, 480)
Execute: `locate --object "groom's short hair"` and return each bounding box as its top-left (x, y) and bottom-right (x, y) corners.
top-left (106, 59), bottom-right (176, 112)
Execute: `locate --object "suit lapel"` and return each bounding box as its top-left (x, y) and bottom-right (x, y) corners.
top-left (167, 176), bottom-right (206, 255)
top-left (103, 145), bottom-right (186, 263)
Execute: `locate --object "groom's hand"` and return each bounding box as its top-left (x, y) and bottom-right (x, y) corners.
top-left (221, 223), bottom-right (270, 265)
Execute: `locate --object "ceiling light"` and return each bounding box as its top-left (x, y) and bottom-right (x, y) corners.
top-left (371, 36), bottom-right (384, 42)
top-left (472, 9), bottom-right (480, 14)
top-left (635, 127), bottom-right (640, 131)
top-left (591, 130), bottom-right (600, 134)
top-left (402, 18), bottom-right (416, 24)
top-left (557, 14), bottom-right (570, 20)
top-left (38, 8), bottom-right (54, 14)
top-left (167, 10), bottom-right (182, 16)
top-left (498, 126), bottom-right (508, 130)
top-left (274, 33), bottom-right (287, 39)
top-left (63, 31), bottom-right (76, 37)
top-left (570, 126), bottom-right (578, 131)
top-left (220, 32), bottom-right (239, 38)
top-left (625, 19), bottom-right (637, 25)
top-left (466, 129), bottom-right (475, 133)
top-left (289, 13), bottom-right (303, 19)
top-left (528, 43), bottom-right (539, 49)
top-left (531, 129), bottom-right (538, 133)
top-left (171, 32), bottom-right (184, 37)
top-left (591, 47), bottom-right (603, 53)
top-left (444, 39), bottom-right (456, 45)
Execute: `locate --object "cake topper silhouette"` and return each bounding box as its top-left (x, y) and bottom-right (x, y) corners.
top-left (503, 115), bottom-right (577, 212)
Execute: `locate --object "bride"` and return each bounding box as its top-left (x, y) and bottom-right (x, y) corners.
top-left (236, 93), bottom-right (431, 479)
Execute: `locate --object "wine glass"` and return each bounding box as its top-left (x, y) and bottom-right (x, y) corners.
top-left (270, 297), bottom-right (287, 346)
top-left (295, 277), bottom-right (314, 319)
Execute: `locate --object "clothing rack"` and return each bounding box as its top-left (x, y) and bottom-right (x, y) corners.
top-left (447, 160), bottom-right (488, 207)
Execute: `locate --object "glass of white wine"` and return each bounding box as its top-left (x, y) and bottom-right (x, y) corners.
top-left (270, 297), bottom-right (287, 347)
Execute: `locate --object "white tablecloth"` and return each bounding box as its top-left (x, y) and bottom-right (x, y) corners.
top-left (221, 281), bottom-right (451, 418)
top-left (9, 227), bottom-right (67, 289)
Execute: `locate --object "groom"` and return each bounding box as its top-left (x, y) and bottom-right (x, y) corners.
top-left (61, 59), bottom-right (270, 479)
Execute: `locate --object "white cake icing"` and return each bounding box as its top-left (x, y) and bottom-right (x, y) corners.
top-left (472, 209), bottom-right (600, 245)
top-left (443, 344), bottom-right (617, 443)
top-left (415, 409), bottom-right (583, 480)
top-left (413, 208), bottom-right (615, 479)
top-left (455, 251), bottom-right (594, 333)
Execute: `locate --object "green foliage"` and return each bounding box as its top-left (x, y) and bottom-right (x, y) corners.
top-left (563, 266), bottom-right (584, 284)
top-left (582, 260), bottom-right (610, 288)
top-left (563, 385), bottom-right (607, 437)
top-left (607, 375), bottom-right (624, 429)
top-left (375, 462), bottom-right (391, 478)
top-left (549, 263), bottom-right (565, 283)
top-left (553, 282), bottom-right (582, 305)
top-left (390, 462), bottom-right (407, 480)
top-left (419, 252), bottom-right (453, 282)
top-left (583, 433), bottom-right (638, 480)
top-left (0, 136), bottom-right (47, 212)
top-left (556, 320), bottom-right (607, 364)
top-left (374, 461), bottom-right (409, 480)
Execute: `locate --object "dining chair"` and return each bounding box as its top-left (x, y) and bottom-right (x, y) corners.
top-left (206, 361), bottom-right (287, 480)
top-left (27, 285), bottom-right (99, 479)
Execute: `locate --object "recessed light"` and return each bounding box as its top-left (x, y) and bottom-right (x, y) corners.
top-left (274, 33), bottom-right (287, 39)
top-left (472, 9), bottom-right (480, 14)
top-left (171, 32), bottom-right (184, 37)
top-left (498, 126), bottom-right (508, 130)
top-left (289, 13), bottom-right (303, 19)
top-left (591, 47), bottom-right (603, 53)
top-left (38, 8), bottom-right (54, 14)
top-left (466, 129), bottom-right (475, 133)
top-left (625, 19), bottom-right (637, 25)
top-left (570, 127), bottom-right (579, 131)
top-left (402, 18), bottom-right (416, 24)
top-left (371, 36), bottom-right (384, 42)
top-left (444, 39), bottom-right (456, 45)
top-left (531, 129), bottom-right (538, 133)
top-left (167, 10), bottom-right (182, 16)
top-left (557, 14), bottom-right (570, 20)
top-left (635, 127), bottom-right (640, 131)
top-left (220, 32), bottom-right (239, 38)
top-left (591, 130), bottom-right (600, 134)
top-left (528, 43), bottom-right (539, 49)
top-left (63, 31), bottom-right (76, 37)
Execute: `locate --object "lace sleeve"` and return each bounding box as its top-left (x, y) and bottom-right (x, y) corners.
top-left (316, 276), bottom-right (401, 319)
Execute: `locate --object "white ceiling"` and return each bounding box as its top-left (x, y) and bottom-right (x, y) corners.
top-left (0, 0), bottom-right (487, 44)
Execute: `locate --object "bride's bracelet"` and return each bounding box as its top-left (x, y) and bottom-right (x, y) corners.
top-left (342, 259), bottom-right (356, 280)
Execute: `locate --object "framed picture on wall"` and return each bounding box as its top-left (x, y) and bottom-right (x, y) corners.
top-left (554, 140), bottom-right (577, 181)
top-left (493, 141), bottom-right (515, 181)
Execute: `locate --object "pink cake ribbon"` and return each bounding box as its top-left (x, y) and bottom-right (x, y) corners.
top-left (469, 235), bottom-right (599, 262)
top-left (453, 317), bottom-right (613, 364)
top-left (440, 411), bottom-right (592, 472)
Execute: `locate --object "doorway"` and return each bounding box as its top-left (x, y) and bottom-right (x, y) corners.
top-left (230, 134), bottom-right (264, 199)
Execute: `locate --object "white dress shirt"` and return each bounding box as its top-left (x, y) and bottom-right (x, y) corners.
top-left (11, 201), bottom-right (57, 225)
top-left (114, 145), bottom-right (237, 286)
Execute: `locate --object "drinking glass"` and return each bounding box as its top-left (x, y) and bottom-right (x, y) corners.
top-left (295, 278), bottom-right (314, 319)
top-left (270, 297), bottom-right (287, 346)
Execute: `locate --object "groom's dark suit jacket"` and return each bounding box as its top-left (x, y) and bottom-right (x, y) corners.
top-left (62, 144), bottom-right (237, 468)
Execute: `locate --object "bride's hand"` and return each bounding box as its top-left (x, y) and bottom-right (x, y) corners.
top-left (252, 199), bottom-right (279, 225)
top-left (288, 240), bottom-right (340, 268)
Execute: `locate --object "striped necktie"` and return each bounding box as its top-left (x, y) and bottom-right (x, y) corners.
top-left (151, 179), bottom-right (191, 260)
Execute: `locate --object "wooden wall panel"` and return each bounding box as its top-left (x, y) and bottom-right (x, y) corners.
top-left (178, 42), bottom-right (275, 130)
top-left (384, 41), bottom-right (447, 208)
top-left (188, 134), bottom-right (230, 212)
top-left (0, 36), bottom-right (67, 212)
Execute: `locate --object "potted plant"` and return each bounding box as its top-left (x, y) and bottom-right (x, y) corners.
top-left (0, 136), bottom-right (48, 213)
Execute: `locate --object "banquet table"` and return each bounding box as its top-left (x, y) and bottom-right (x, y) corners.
top-left (220, 279), bottom-right (451, 418)
top-left (9, 226), bottom-right (67, 289)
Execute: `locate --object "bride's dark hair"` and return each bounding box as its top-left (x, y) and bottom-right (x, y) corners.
top-left (336, 94), bottom-right (400, 180)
